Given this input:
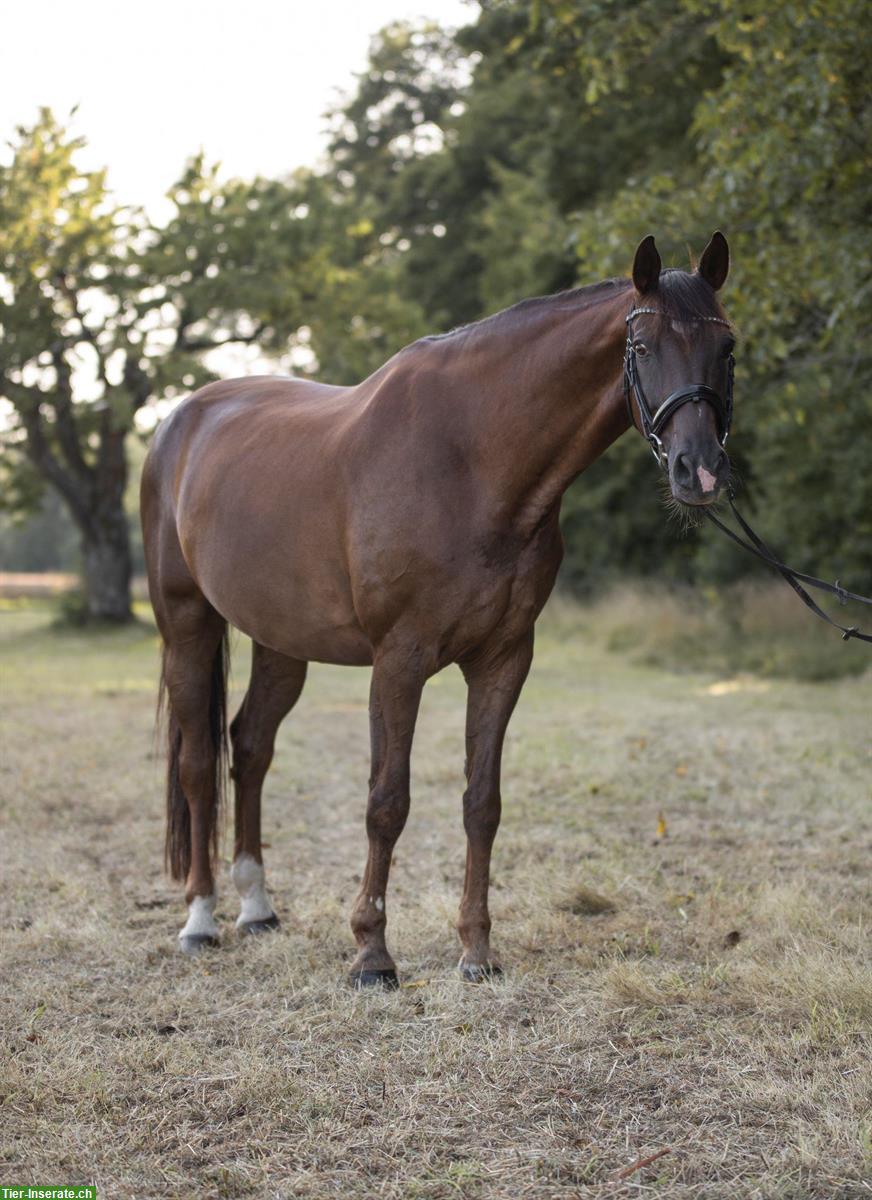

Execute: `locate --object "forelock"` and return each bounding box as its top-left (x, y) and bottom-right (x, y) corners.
top-left (655, 269), bottom-right (729, 326)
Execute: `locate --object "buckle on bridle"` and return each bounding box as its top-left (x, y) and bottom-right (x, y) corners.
top-left (647, 431), bottom-right (666, 464)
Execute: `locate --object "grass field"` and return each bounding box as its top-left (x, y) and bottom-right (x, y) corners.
top-left (1, 592), bottom-right (870, 1199)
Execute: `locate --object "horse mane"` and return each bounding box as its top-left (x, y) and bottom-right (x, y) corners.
top-left (422, 278), bottom-right (630, 343)
top-left (422, 267), bottom-right (728, 345)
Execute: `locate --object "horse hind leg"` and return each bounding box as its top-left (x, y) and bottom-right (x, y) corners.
top-left (229, 643), bottom-right (307, 936)
top-left (158, 591), bottom-right (229, 954)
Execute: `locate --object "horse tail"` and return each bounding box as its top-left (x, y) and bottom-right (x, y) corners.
top-left (158, 626), bottom-right (230, 882)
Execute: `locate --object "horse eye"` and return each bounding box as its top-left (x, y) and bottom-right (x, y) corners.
top-left (634, 342), bottom-right (649, 358)
top-left (722, 340), bottom-right (735, 359)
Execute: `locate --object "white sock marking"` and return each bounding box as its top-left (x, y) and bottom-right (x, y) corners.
top-left (231, 852), bottom-right (274, 926)
top-left (179, 892), bottom-right (219, 940)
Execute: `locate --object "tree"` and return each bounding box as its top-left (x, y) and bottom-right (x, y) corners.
top-left (7, 2), bottom-right (868, 605)
top-left (555, 0), bottom-right (872, 588)
top-left (0, 112), bottom-right (310, 619)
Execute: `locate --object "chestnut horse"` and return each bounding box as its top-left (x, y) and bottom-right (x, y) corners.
top-left (141, 232), bottom-right (734, 983)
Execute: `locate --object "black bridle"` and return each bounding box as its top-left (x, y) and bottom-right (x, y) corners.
top-left (624, 305), bottom-right (872, 644)
top-left (624, 306), bottom-right (734, 465)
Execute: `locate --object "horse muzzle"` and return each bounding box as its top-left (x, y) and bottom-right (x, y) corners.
top-left (668, 447), bottom-right (730, 506)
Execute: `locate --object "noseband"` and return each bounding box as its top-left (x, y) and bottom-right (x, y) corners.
top-left (624, 306), bottom-right (735, 466)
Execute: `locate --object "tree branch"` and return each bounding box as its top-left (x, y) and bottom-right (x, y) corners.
top-left (95, 410), bottom-right (128, 509)
top-left (54, 270), bottom-right (112, 388)
top-left (122, 353), bottom-right (153, 412)
top-left (48, 343), bottom-right (94, 483)
top-left (177, 322), bottom-right (268, 353)
top-left (8, 383), bottom-right (94, 533)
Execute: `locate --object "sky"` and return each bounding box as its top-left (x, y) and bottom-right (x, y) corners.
top-left (1, 0), bottom-right (474, 413)
top-left (2, 0), bottom-right (474, 211)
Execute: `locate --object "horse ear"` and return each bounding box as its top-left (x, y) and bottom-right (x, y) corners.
top-left (632, 235), bottom-right (661, 294)
top-left (697, 230), bottom-right (730, 291)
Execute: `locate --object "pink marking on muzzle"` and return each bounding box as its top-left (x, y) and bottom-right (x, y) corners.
top-left (697, 465), bottom-right (717, 493)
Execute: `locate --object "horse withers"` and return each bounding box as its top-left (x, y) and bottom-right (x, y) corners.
top-left (141, 232), bottom-right (734, 983)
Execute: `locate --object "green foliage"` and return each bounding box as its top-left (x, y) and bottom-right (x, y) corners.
top-left (4, 1), bottom-right (870, 605)
top-left (478, 160), bottom-right (570, 312)
top-left (53, 585), bottom-right (91, 628)
top-left (0, 119), bottom-right (327, 590)
top-left (534, 0), bottom-right (872, 589)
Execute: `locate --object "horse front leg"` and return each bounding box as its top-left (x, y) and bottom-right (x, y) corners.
top-left (457, 629), bottom-right (534, 981)
top-left (349, 647), bottom-right (425, 989)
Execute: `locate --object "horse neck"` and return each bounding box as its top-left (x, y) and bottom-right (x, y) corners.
top-left (456, 285), bottom-right (633, 530)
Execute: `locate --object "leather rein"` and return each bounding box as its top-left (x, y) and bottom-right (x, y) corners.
top-left (624, 306), bottom-right (872, 644)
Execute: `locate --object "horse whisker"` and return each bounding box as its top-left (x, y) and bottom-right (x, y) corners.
top-left (658, 477), bottom-right (705, 533)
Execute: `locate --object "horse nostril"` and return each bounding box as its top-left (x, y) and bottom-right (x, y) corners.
top-left (673, 453), bottom-right (695, 488)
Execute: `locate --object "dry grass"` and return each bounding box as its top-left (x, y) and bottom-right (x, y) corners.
top-left (554, 580), bottom-right (872, 682)
top-left (1, 595), bottom-right (870, 1199)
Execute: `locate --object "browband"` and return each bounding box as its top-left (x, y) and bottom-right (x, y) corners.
top-left (626, 307), bottom-right (733, 328)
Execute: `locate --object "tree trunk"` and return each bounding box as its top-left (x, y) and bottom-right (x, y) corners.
top-left (81, 506), bottom-right (133, 623)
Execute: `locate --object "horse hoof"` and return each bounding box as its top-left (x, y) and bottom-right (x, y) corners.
top-left (460, 963), bottom-right (503, 983)
top-left (350, 968), bottom-right (399, 991)
top-left (239, 914), bottom-right (280, 936)
top-left (178, 934), bottom-right (219, 956)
